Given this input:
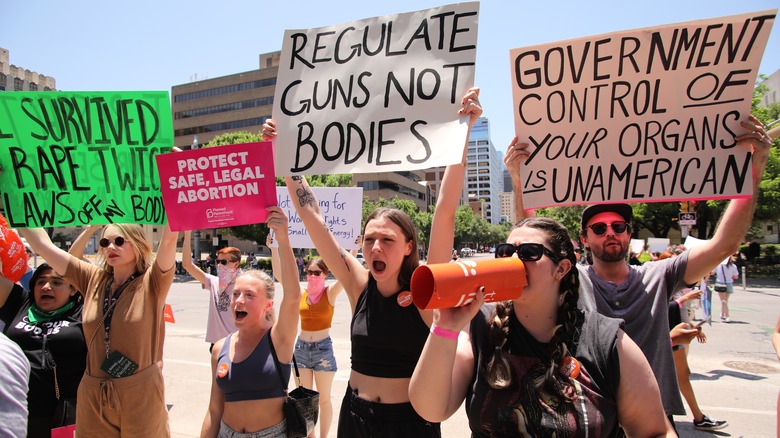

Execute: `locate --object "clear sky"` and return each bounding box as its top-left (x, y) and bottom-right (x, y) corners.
top-left (2, 1), bottom-right (778, 154)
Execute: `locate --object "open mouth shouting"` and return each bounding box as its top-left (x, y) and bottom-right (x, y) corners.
top-left (372, 260), bottom-right (387, 274)
top-left (38, 293), bottom-right (56, 304)
top-left (234, 310), bottom-right (248, 322)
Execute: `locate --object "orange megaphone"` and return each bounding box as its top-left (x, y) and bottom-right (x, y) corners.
top-left (0, 213), bottom-right (27, 283)
top-left (411, 257), bottom-right (527, 309)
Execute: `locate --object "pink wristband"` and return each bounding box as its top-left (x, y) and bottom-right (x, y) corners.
top-left (430, 324), bottom-right (459, 340)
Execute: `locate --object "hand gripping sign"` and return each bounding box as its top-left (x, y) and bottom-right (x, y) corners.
top-left (0, 213), bottom-right (27, 282)
top-left (411, 258), bottom-right (527, 310)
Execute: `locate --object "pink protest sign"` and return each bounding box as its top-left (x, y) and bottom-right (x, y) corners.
top-left (156, 142), bottom-right (277, 231)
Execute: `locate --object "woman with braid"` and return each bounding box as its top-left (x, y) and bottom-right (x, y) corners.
top-left (410, 217), bottom-right (675, 437)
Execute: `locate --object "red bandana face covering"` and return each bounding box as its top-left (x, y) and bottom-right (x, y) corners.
top-left (306, 275), bottom-right (326, 304)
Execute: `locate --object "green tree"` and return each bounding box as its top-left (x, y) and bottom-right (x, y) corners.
top-left (454, 205), bottom-right (477, 248)
top-left (535, 205), bottom-right (587, 240)
top-left (734, 75), bottom-right (780, 230)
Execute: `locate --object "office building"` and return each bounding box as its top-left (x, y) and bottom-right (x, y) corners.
top-left (759, 68), bottom-right (780, 107)
top-left (0, 47), bottom-right (56, 92)
top-left (466, 117), bottom-right (502, 224)
top-left (499, 192), bottom-right (515, 224)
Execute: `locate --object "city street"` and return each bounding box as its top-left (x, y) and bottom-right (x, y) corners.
top-left (161, 254), bottom-right (780, 437)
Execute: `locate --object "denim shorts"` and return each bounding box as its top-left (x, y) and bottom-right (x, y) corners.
top-left (294, 337), bottom-right (338, 372)
top-left (219, 420), bottom-right (286, 438)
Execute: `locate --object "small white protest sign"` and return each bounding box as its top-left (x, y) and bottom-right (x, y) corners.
top-left (275, 186), bottom-right (363, 249)
top-left (630, 238), bottom-right (645, 254)
top-left (647, 237), bottom-right (671, 253)
top-left (273, 2), bottom-right (479, 176)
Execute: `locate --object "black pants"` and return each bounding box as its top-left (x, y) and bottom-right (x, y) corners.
top-left (337, 385), bottom-right (440, 437)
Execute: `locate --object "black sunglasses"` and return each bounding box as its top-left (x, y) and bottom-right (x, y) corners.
top-left (99, 236), bottom-right (125, 248)
top-left (217, 259), bottom-right (238, 265)
top-left (306, 270), bottom-right (323, 276)
top-left (495, 243), bottom-right (561, 263)
top-left (586, 221), bottom-right (629, 236)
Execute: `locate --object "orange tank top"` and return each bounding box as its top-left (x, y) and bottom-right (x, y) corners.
top-left (299, 289), bottom-right (335, 331)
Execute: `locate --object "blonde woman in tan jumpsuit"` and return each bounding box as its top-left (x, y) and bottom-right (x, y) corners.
top-left (21, 223), bottom-right (178, 437)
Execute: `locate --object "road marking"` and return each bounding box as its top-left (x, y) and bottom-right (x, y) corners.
top-left (699, 406), bottom-right (776, 416)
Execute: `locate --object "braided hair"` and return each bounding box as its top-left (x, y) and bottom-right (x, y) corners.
top-left (485, 217), bottom-right (582, 402)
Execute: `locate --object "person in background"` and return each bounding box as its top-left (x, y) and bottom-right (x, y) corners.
top-left (629, 251), bottom-right (642, 266)
top-left (661, 248), bottom-right (728, 431)
top-left (200, 207), bottom-right (301, 438)
top-left (182, 232), bottom-right (240, 353)
top-left (262, 86), bottom-right (482, 437)
top-left (0, 331), bottom-right (29, 438)
top-left (269, 233), bottom-right (344, 438)
top-left (20, 243), bottom-right (34, 291)
top-left (297, 255), bottom-right (306, 281)
top-left (1, 263), bottom-right (86, 437)
top-left (713, 255), bottom-right (740, 323)
top-left (19, 222), bottom-right (178, 437)
top-left (68, 225), bottom-right (104, 264)
top-left (410, 217), bottom-right (673, 436)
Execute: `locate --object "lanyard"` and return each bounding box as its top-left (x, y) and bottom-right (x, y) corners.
top-left (102, 273), bottom-right (139, 358)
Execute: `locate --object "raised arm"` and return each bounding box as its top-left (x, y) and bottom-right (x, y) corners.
top-left (68, 225), bottom-right (103, 260)
top-left (614, 330), bottom-right (676, 437)
top-left (17, 228), bottom-right (75, 278)
top-left (427, 87), bottom-right (482, 264)
top-left (154, 222), bottom-right (178, 273)
top-left (264, 120), bottom-right (367, 305)
top-left (182, 230), bottom-right (209, 285)
top-left (0, 262), bottom-right (16, 309)
top-left (685, 116), bottom-right (772, 284)
top-left (505, 136), bottom-right (535, 221)
top-left (267, 233), bottom-right (282, 283)
top-left (267, 206), bottom-right (301, 362)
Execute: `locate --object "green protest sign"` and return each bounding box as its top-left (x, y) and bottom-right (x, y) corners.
top-left (0, 91), bottom-right (172, 227)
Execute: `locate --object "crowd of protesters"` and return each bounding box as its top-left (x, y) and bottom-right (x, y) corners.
top-left (0, 68), bottom-right (776, 438)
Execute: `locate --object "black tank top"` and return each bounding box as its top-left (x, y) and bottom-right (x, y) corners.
top-left (350, 277), bottom-right (429, 378)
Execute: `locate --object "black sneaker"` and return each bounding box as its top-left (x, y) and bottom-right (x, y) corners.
top-left (693, 415), bottom-right (728, 431)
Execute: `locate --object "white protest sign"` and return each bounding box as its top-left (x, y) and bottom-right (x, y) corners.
top-left (511, 10), bottom-right (776, 208)
top-left (683, 235), bottom-right (730, 264)
top-left (683, 235), bottom-right (707, 250)
top-left (272, 2), bottom-right (479, 176)
top-left (647, 237), bottom-right (671, 253)
top-left (275, 186), bottom-right (363, 249)
top-left (630, 238), bottom-right (645, 254)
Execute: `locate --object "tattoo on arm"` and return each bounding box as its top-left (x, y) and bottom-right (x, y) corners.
top-left (296, 188), bottom-right (315, 208)
top-left (340, 248), bottom-right (351, 272)
top-left (291, 176), bottom-right (302, 182)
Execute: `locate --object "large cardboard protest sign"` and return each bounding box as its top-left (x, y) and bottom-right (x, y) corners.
top-left (156, 143), bottom-right (277, 231)
top-left (511, 10), bottom-right (776, 208)
top-left (272, 2), bottom-right (479, 176)
top-left (0, 91), bottom-right (172, 226)
top-left (275, 186), bottom-right (363, 249)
